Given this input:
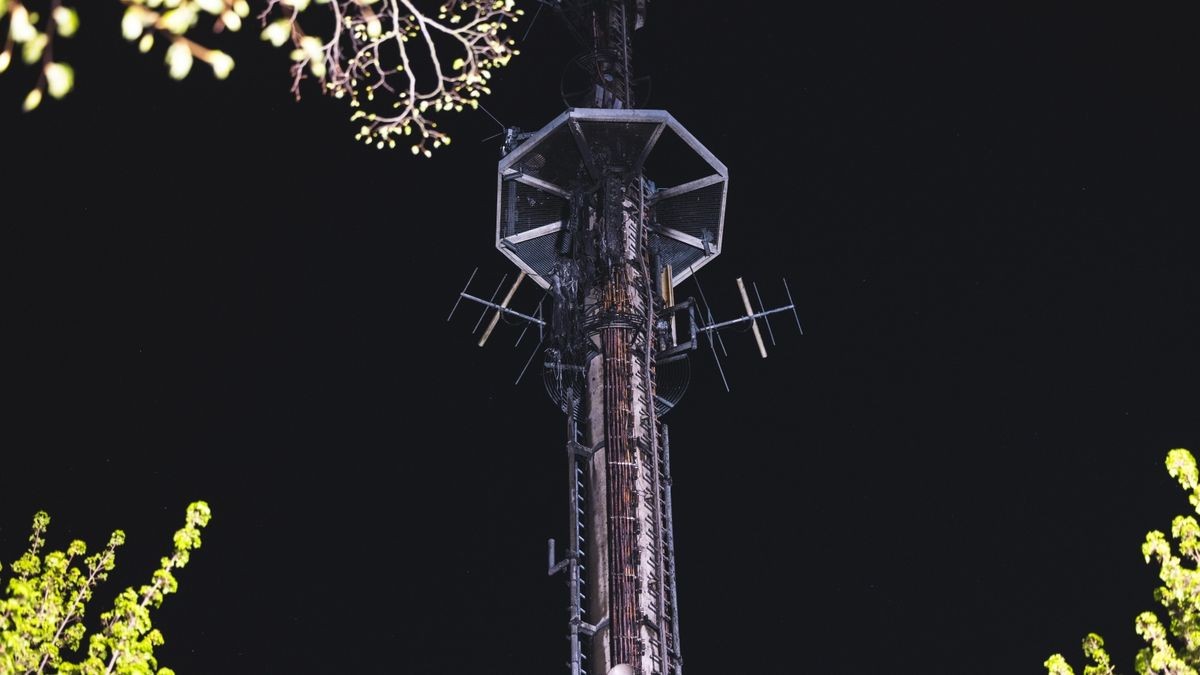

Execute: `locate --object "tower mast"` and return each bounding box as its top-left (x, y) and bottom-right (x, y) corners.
top-left (550, 3), bottom-right (671, 672)
top-left (464, 1), bottom-right (748, 672)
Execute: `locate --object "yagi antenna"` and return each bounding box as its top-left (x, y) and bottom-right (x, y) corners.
top-left (448, 267), bottom-right (548, 385)
top-left (686, 271), bottom-right (805, 390)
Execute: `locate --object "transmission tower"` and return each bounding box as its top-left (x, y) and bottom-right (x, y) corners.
top-left (450, 2), bottom-right (801, 673)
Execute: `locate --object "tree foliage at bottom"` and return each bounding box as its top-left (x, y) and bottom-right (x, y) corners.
top-left (1047, 449), bottom-right (1200, 675)
top-left (0, 501), bottom-right (210, 675)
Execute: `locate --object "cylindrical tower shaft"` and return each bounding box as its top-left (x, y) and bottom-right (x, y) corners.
top-left (585, 169), bottom-right (650, 671)
top-left (484, 5), bottom-right (695, 674)
top-left (580, 4), bottom-right (659, 673)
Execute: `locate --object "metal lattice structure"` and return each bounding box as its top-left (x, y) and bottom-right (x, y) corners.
top-left (496, 108), bottom-right (728, 293)
top-left (450, 2), bottom-right (801, 674)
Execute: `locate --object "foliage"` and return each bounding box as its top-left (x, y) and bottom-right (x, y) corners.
top-left (0, 0), bottom-right (523, 154)
top-left (1046, 449), bottom-right (1200, 675)
top-left (261, 0), bottom-right (523, 155)
top-left (0, 0), bottom-right (80, 111)
top-left (0, 501), bottom-right (212, 675)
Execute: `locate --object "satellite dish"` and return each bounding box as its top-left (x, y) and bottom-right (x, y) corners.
top-left (608, 666), bottom-right (635, 675)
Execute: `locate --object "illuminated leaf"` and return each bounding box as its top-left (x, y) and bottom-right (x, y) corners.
top-left (282, 0), bottom-right (311, 11)
top-left (122, 7), bottom-right (146, 41)
top-left (208, 51), bottom-right (234, 80)
top-left (367, 18), bottom-right (382, 38)
top-left (1169, 449), bottom-right (1198, 491)
top-left (44, 62), bottom-right (74, 99)
top-left (299, 36), bottom-right (322, 57)
top-left (139, 34), bottom-right (155, 53)
top-left (53, 6), bottom-right (80, 38)
top-left (221, 10), bottom-right (242, 32)
top-left (22, 88), bottom-right (42, 112)
top-left (11, 6), bottom-right (36, 43)
top-left (0, 51), bottom-right (10, 75)
top-left (195, 0), bottom-right (224, 14)
top-left (160, 6), bottom-right (197, 35)
top-left (261, 19), bottom-right (291, 47)
top-left (165, 41), bottom-right (193, 80)
top-left (22, 33), bottom-right (48, 65)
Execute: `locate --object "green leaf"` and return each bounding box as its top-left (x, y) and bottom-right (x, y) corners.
top-left (160, 6), bottom-right (198, 35)
top-left (10, 5), bottom-right (36, 43)
top-left (21, 33), bottom-right (48, 64)
top-left (208, 51), bottom-right (234, 80)
top-left (122, 7), bottom-right (146, 41)
top-left (196, 0), bottom-right (224, 14)
top-left (1168, 449), bottom-right (1198, 491)
top-left (165, 40), bottom-right (193, 80)
top-left (53, 6), bottom-right (79, 37)
top-left (22, 88), bottom-right (42, 112)
top-left (45, 62), bottom-right (74, 99)
top-left (221, 9), bottom-right (242, 32)
top-left (260, 19), bottom-right (291, 47)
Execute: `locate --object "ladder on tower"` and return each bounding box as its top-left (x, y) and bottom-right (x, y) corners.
top-left (550, 411), bottom-right (604, 675)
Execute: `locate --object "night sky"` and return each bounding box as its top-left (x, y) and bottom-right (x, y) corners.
top-left (3, 2), bottom-right (1198, 673)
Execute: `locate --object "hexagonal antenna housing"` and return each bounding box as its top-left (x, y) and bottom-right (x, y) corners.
top-left (496, 108), bottom-right (727, 289)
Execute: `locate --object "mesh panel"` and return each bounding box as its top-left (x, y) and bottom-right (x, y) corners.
top-left (577, 121), bottom-right (661, 170)
top-left (501, 181), bottom-right (568, 238)
top-left (512, 231), bottom-right (562, 278)
top-left (514, 124), bottom-right (585, 189)
top-left (654, 180), bottom-right (725, 241)
top-left (653, 234), bottom-right (706, 276)
top-left (655, 355), bottom-right (690, 416)
top-left (643, 125), bottom-right (720, 188)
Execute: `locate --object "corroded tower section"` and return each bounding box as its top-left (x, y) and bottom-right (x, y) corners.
top-left (491, 3), bottom-right (727, 674)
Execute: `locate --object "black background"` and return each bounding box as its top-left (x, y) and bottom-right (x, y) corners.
top-left (3, 1), bottom-right (1198, 673)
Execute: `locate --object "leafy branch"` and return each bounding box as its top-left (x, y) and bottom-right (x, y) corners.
top-left (258, 0), bottom-right (522, 155)
top-left (0, 501), bottom-right (211, 675)
top-left (0, 0), bottom-right (80, 111)
top-left (1046, 449), bottom-right (1200, 675)
top-left (0, 0), bottom-right (524, 154)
